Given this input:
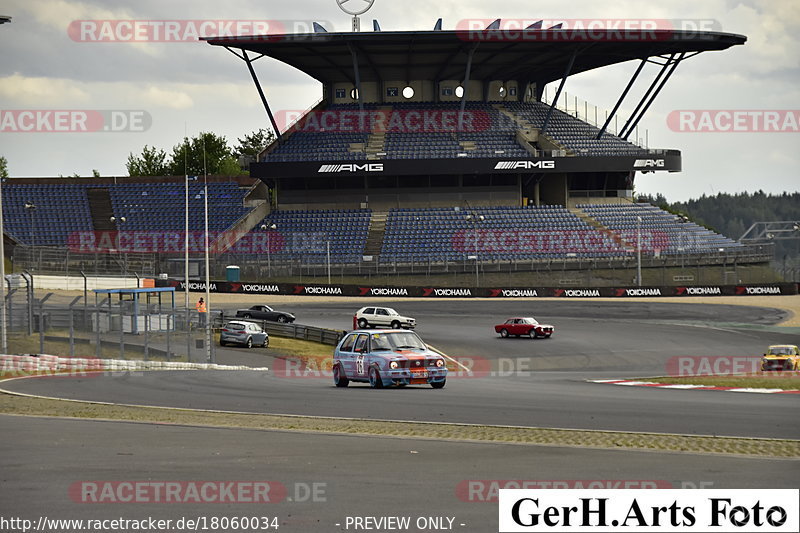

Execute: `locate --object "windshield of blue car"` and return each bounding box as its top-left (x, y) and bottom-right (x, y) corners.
top-left (371, 332), bottom-right (425, 351)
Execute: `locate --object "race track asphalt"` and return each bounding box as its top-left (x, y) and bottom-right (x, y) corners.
top-left (2, 415), bottom-right (798, 532)
top-left (2, 299), bottom-right (799, 532)
top-left (4, 300), bottom-right (799, 439)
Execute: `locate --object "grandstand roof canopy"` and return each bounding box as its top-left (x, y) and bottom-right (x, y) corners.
top-left (204, 29), bottom-right (746, 85)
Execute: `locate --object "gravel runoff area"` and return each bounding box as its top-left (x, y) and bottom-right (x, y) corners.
top-left (0, 392), bottom-right (798, 458)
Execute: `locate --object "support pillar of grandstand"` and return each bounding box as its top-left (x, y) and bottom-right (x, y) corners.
top-left (541, 49), bottom-right (578, 135)
top-left (597, 58), bottom-right (646, 140)
top-left (522, 174), bottom-right (545, 207)
top-left (348, 43), bottom-right (365, 113)
top-left (621, 53), bottom-right (686, 141)
top-left (233, 48), bottom-right (282, 142)
top-left (458, 43), bottom-right (479, 136)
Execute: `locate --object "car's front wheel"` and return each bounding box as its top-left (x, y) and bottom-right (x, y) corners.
top-left (333, 364), bottom-right (349, 387)
top-left (500, 328), bottom-right (509, 338)
top-left (277, 315), bottom-right (288, 323)
top-left (357, 318), bottom-right (369, 329)
top-left (219, 340), bottom-right (226, 347)
top-left (262, 338), bottom-right (269, 348)
top-left (431, 379), bottom-right (446, 389)
top-left (369, 366), bottom-right (384, 388)
top-left (390, 320), bottom-right (401, 329)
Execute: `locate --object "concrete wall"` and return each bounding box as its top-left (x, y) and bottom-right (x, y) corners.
top-left (32, 275), bottom-right (142, 291)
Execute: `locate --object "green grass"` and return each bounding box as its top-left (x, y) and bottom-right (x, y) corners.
top-left (637, 374), bottom-right (799, 390)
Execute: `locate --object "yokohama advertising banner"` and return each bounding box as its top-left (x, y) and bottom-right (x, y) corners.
top-left (157, 280), bottom-right (798, 297)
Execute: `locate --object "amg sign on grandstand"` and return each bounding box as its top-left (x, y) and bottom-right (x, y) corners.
top-left (495, 161), bottom-right (556, 170)
top-left (456, 18), bottom-right (722, 41)
top-left (318, 164), bottom-right (384, 173)
top-left (633, 159), bottom-right (665, 168)
top-left (278, 109), bottom-right (487, 133)
top-left (0, 110), bottom-right (150, 133)
top-left (67, 20), bottom-right (332, 42)
top-left (668, 110), bottom-right (800, 132)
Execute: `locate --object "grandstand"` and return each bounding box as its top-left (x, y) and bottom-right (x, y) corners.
top-left (1, 177), bottom-right (256, 247)
top-left (5, 21), bottom-right (775, 284)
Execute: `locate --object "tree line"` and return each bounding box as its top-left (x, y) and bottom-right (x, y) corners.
top-left (637, 191), bottom-right (800, 258)
top-left (125, 129), bottom-right (275, 177)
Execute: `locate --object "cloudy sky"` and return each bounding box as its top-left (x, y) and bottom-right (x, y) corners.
top-left (0, 0), bottom-right (797, 201)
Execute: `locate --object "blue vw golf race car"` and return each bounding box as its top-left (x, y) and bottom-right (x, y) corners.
top-left (332, 329), bottom-right (447, 389)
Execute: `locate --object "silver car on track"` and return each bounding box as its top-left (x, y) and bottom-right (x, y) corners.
top-left (219, 321), bottom-right (269, 348)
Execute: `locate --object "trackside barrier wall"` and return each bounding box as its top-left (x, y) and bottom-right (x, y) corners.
top-left (217, 313), bottom-right (345, 346)
top-left (159, 280), bottom-right (799, 298)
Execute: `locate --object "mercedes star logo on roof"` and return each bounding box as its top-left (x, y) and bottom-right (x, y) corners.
top-left (336, 0), bottom-right (375, 16)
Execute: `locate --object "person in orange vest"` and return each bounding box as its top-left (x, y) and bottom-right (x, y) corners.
top-left (196, 297), bottom-right (207, 326)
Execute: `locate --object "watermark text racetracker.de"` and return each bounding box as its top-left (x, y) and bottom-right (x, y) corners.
top-left (1, 515), bottom-right (281, 532)
top-left (667, 110), bottom-right (800, 132)
top-left (455, 18), bottom-right (722, 42)
top-left (0, 110), bottom-right (151, 133)
top-left (68, 19), bottom-right (333, 42)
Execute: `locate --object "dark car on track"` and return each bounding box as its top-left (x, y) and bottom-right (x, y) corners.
top-left (495, 317), bottom-right (554, 339)
top-left (332, 329), bottom-right (447, 389)
top-left (235, 305), bottom-right (295, 323)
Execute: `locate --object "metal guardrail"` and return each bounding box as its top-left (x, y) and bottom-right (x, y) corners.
top-left (217, 313), bottom-right (345, 346)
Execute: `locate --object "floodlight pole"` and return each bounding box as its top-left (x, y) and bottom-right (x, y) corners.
top-left (203, 143), bottom-right (212, 364)
top-left (0, 178), bottom-right (6, 354)
top-left (637, 216), bottom-right (642, 287)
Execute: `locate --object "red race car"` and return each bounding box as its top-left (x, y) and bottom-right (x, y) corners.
top-left (495, 317), bottom-right (554, 339)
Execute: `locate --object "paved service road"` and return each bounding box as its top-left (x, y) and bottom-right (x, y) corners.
top-left (5, 300), bottom-right (799, 439)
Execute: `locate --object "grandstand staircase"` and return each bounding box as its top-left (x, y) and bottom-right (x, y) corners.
top-left (569, 207), bottom-right (630, 250)
top-left (495, 104), bottom-right (573, 156)
top-left (364, 211), bottom-right (387, 257)
top-left (208, 182), bottom-right (272, 254)
top-left (87, 188), bottom-right (116, 231)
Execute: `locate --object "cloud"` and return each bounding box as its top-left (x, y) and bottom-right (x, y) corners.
top-left (0, 74), bottom-right (91, 105)
top-left (141, 86), bottom-right (194, 110)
